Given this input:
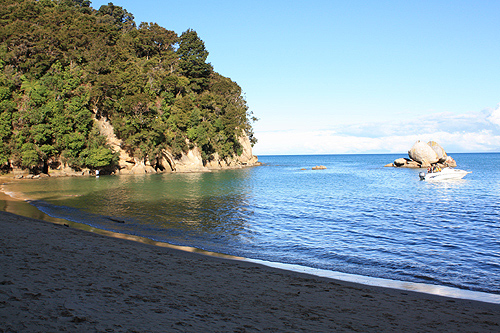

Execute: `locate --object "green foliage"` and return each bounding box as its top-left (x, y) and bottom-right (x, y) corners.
top-left (177, 29), bottom-right (213, 92)
top-left (20, 143), bottom-right (40, 169)
top-left (96, 2), bottom-right (135, 31)
top-left (82, 146), bottom-right (116, 168)
top-left (0, 0), bottom-right (256, 173)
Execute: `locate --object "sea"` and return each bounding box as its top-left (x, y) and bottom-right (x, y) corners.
top-left (2, 153), bottom-right (500, 301)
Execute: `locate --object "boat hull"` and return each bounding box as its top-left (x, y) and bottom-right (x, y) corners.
top-left (420, 168), bottom-right (471, 181)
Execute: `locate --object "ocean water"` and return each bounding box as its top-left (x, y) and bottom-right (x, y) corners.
top-left (3, 153), bottom-right (500, 296)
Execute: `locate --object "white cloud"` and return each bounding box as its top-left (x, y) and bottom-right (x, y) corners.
top-left (487, 104), bottom-right (500, 127)
top-left (253, 105), bottom-right (500, 155)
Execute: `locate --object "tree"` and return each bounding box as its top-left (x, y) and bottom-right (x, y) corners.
top-left (83, 146), bottom-right (116, 168)
top-left (96, 2), bottom-right (135, 31)
top-left (0, 0), bottom-right (256, 173)
top-left (133, 22), bottom-right (177, 60)
top-left (59, 0), bottom-right (91, 13)
top-left (177, 29), bottom-right (213, 92)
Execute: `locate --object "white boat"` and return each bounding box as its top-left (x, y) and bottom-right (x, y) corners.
top-left (419, 167), bottom-right (471, 181)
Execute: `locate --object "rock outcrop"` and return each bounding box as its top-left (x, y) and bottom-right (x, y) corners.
top-left (95, 116), bottom-right (134, 172)
top-left (386, 141), bottom-right (457, 169)
top-left (95, 116), bottom-right (259, 175)
top-left (428, 141), bottom-right (448, 163)
top-left (408, 141), bottom-right (439, 167)
top-left (391, 158), bottom-right (421, 168)
top-left (10, 116), bottom-right (259, 178)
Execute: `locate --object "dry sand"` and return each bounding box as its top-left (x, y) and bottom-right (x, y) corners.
top-left (1, 211), bottom-right (500, 332)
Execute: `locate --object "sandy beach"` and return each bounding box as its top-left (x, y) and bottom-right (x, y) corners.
top-left (1, 211), bottom-right (500, 332)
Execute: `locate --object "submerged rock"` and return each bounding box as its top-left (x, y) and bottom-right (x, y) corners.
top-left (312, 165), bottom-right (327, 170)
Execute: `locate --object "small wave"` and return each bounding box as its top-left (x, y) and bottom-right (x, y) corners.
top-left (0, 186), bottom-right (33, 202)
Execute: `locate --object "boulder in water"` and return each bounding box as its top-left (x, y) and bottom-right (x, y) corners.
top-left (444, 156), bottom-right (457, 167)
top-left (387, 158), bottom-right (421, 168)
top-left (394, 158), bottom-right (409, 167)
top-left (408, 141), bottom-right (439, 167)
top-left (387, 140), bottom-right (457, 169)
top-left (428, 141), bottom-right (448, 163)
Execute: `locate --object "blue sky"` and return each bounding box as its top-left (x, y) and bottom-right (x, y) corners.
top-left (91, 0), bottom-right (500, 155)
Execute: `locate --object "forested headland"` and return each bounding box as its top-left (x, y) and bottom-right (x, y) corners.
top-left (0, 0), bottom-right (257, 175)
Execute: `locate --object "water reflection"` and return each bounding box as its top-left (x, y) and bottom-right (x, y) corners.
top-left (2, 169), bottom-right (255, 247)
top-left (2, 154), bottom-right (500, 297)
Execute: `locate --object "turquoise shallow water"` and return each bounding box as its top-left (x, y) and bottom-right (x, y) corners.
top-left (4, 153), bottom-right (500, 295)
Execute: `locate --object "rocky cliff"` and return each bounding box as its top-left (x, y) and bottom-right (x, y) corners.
top-left (96, 117), bottom-right (260, 175)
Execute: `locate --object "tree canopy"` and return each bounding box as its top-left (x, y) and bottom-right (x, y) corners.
top-left (0, 0), bottom-right (256, 173)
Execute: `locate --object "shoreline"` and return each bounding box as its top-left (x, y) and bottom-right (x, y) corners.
top-left (1, 211), bottom-right (500, 331)
top-left (249, 259), bottom-right (500, 305)
top-left (2, 158), bottom-right (262, 179)
top-left (1, 184), bottom-right (499, 306)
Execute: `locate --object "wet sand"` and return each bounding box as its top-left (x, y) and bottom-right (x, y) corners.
top-left (1, 210), bottom-right (500, 332)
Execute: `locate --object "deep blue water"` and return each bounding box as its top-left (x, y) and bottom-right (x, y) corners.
top-left (5, 153), bottom-right (500, 295)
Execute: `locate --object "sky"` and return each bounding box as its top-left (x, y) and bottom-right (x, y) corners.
top-left (91, 0), bottom-right (500, 155)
